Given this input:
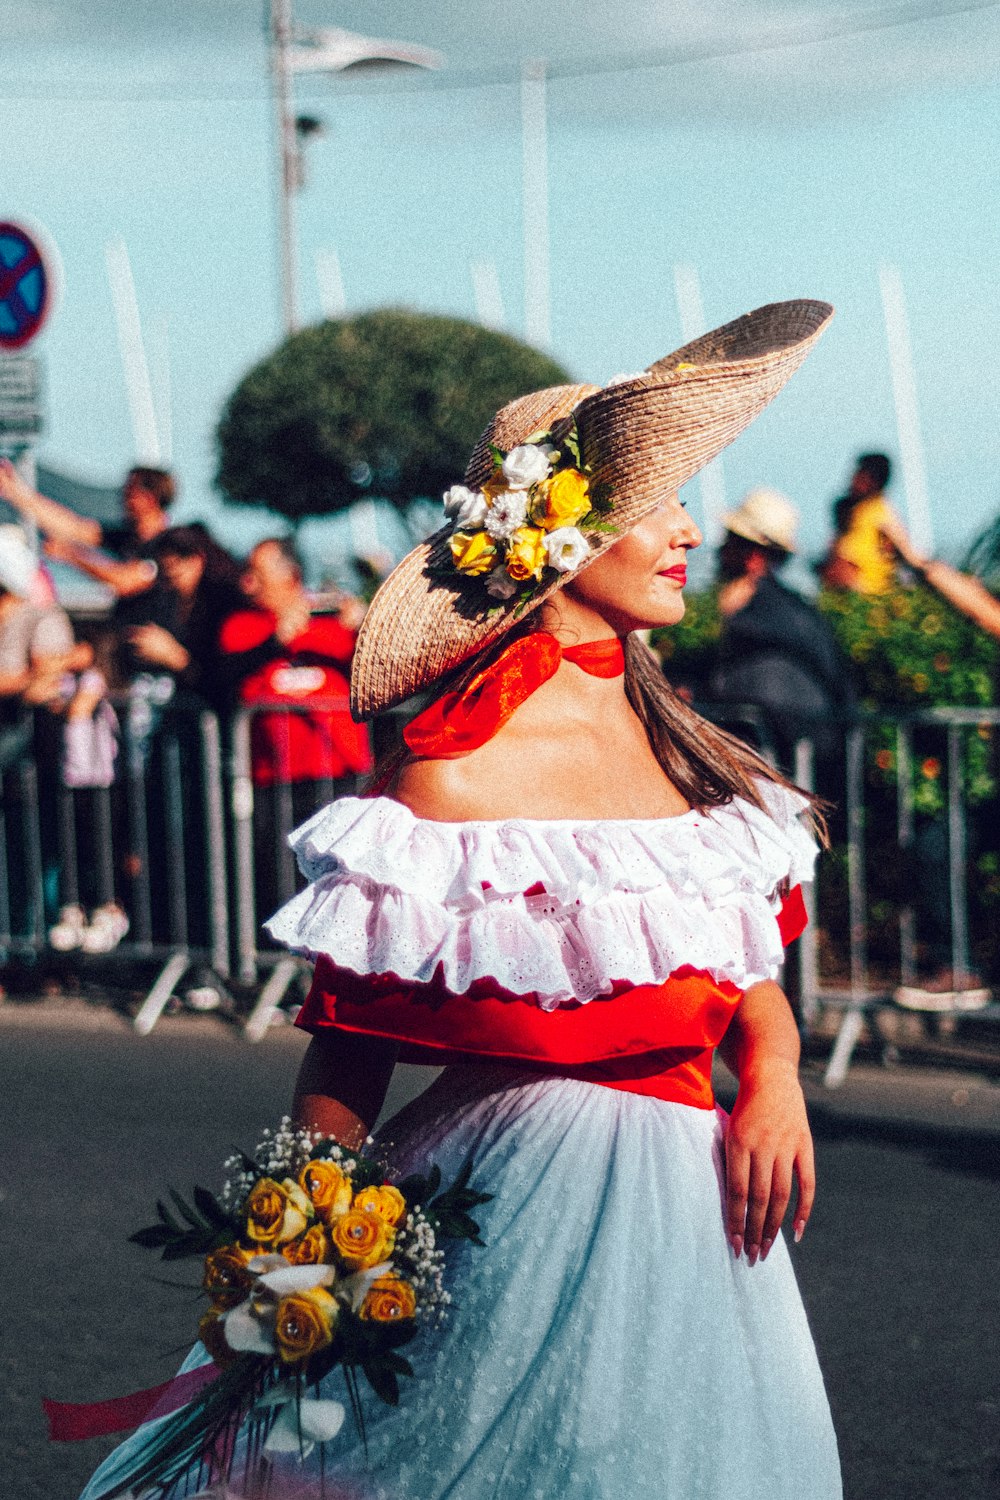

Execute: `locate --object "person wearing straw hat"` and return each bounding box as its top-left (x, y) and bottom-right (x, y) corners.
top-left (79, 303), bottom-right (841, 1500)
top-left (709, 487), bottom-right (854, 767)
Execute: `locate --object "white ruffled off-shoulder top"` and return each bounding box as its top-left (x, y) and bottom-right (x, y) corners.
top-left (267, 782), bottom-right (816, 1011)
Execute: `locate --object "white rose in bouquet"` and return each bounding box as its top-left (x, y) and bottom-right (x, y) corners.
top-left (443, 485), bottom-right (488, 530)
top-left (544, 526), bottom-right (591, 573)
top-left (501, 445), bottom-right (552, 490)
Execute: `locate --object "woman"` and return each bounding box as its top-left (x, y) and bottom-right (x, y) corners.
top-left (81, 300), bottom-right (841, 1499)
top-left (116, 523), bottom-right (245, 708)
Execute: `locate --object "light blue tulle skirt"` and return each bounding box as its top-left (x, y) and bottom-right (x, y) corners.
top-left (81, 1066), bottom-right (842, 1500)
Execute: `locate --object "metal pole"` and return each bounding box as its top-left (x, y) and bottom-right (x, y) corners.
top-left (521, 59), bottom-right (551, 350)
top-left (825, 725), bottom-right (869, 1088)
top-left (947, 723), bottom-right (970, 983)
top-left (230, 710), bottom-right (259, 986)
top-left (272, 0), bottom-right (300, 334)
top-left (200, 712), bottom-right (231, 980)
top-left (896, 721), bottom-right (916, 986)
top-left (878, 263), bottom-right (934, 555)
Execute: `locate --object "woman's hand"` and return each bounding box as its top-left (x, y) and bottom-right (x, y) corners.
top-left (724, 1055), bottom-right (815, 1265)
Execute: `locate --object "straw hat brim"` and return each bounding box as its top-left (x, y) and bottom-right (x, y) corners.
top-left (352, 299), bottom-right (833, 718)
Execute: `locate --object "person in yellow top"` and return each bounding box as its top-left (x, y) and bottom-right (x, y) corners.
top-left (819, 452), bottom-right (899, 593)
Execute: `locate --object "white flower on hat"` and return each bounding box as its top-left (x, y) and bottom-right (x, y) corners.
top-left (484, 490), bottom-right (528, 542)
top-left (485, 565), bottom-right (519, 600)
top-left (501, 445), bottom-right (552, 490)
top-left (544, 526), bottom-right (591, 573)
top-left (443, 485), bottom-right (488, 530)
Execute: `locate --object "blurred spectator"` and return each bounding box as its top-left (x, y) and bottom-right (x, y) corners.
top-left (120, 524), bottom-right (245, 708)
top-left (0, 459), bottom-right (175, 598)
top-left (220, 537), bottom-right (371, 786)
top-left (818, 452), bottom-right (901, 594)
top-left (219, 537), bottom-right (372, 920)
top-left (708, 489), bottom-right (854, 767)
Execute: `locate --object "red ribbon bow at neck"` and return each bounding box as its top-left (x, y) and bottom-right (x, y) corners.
top-left (402, 632), bottom-right (626, 760)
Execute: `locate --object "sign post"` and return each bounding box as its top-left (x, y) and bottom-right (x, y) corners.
top-left (0, 219), bottom-right (57, 493)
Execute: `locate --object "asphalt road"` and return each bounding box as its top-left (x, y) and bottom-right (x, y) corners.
top-left (4, 1006), bottom-right (998, 1500)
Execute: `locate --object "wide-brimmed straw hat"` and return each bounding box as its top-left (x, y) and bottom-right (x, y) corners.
top-left (721, 487), bottom-right (799, 554)
top-left (352, 299), bottom-right (833, 717)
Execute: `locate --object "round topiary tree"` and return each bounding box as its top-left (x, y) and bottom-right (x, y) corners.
top-left (215, 309), bottom-right (572, 522)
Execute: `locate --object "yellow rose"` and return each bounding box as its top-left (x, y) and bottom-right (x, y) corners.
top-left (360, 1274), bottom-right (417, 1323)
top-left (283, 1223), bottom-right (332, 1265)
top-left (352, 1184), bottom-right (407, 1229)
top-left (449, 530), bottom-right (497, 577)
top-left (245, 1177), bottom-right (311, 1247)
top-left (505, 526), bottom-right (547, 582)
top-left (330, 1208), bottom-right (395, 1271)
top-left (273, 1286), bottom-right (338, 1364)
top-left (481, 471), bottom-right (507, 502)
top-left (198, 1310), bottom-right (237, 1369)
top-left (529, 468), bottom-right (591, 531)
top-left (202, 1243), bottom-right (254, 1311)
top-left (299, 1159), bottom-right (353, 1224)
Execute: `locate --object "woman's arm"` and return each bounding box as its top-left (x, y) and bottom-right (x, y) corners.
top-left (0, 459), bottom-right (103, 548)
top-left (880, 511), bottom-right (1000, 637)
top-left (716, 979), bottom-right (815, 1266)
top-left (292, 1029), bottom-right (399, 1149)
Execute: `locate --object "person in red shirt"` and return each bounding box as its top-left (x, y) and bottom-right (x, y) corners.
top-left (218, 537), bottom-right (372, 918)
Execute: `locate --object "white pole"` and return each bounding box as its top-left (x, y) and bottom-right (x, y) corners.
top-left (470, 258), bottom-right (505, 329)
top-left (149, 313), bottom-right (172, 465)
top-left (105, 237), bottom-right (161, 464)
top-left (315, 246), bottom-right (346, 319)
top-left (673, 263), bottom-right (726, 542)
top-left (521, 60), bottom-right (551, 350)
top-left (272, 0), bottom-right (300, 334)
top-left (878, 263), bottom-right (934, 555)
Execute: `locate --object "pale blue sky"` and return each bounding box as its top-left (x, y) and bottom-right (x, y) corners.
top-left (3, 2), bottom-right (1000, 585)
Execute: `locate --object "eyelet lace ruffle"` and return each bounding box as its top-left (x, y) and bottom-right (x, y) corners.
top-left (266, 787), bottom-right (817, 1008)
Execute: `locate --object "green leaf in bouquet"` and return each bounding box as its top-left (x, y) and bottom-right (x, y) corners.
top-left (193, 1184), bottom-right (235, 1231)
top-left (360, 1359), bottom-right (401, 1407)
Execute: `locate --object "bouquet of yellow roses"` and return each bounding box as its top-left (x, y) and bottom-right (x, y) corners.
top-left (91, 1118), bottom-right (490, 1498)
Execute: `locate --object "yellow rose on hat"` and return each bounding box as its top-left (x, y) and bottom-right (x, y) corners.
top-left (505, 526), bottom-right (547, 582)
top-left (449, 530), bottom-right (497, 577)
top-left (360, 1274), bottom-right (417, 1323)
top-left (299, 1159), bottom-right (353, 1224)
top-left (352, 1184), bottom-right (407, 1229)
top-left (274, 1286), bottom-right (338, 1364)
top-left (530, 468), bottom-right (591, 531)
top-left (330, 1208), bottom-right (395, 1271)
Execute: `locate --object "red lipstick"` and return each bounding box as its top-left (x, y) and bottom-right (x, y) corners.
top-left (658, 565), bottom-right (687, 583)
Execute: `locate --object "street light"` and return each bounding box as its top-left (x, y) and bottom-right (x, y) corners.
top-left (270, 3), bottom-right (445, 335)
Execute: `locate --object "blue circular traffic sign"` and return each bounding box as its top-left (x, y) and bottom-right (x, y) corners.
top-left (0, 221), bottom-right (52, 351)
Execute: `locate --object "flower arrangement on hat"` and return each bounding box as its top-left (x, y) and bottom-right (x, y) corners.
top-left (81, 1118), bottom-right (490, 1496)
top-left (443, 417), bottom-right (614, 605)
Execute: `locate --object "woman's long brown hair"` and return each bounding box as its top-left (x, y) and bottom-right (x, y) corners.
top-left (365, 626), bottom-right (827, 844)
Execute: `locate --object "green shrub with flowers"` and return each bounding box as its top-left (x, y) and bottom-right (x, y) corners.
top-left (816, 585), bottom-right (998, 814)
top-left (653, 584), bottom-right (999, 815)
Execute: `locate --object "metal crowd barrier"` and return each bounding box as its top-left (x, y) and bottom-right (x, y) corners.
top-left (1, 696), bottom-right (996, 1083)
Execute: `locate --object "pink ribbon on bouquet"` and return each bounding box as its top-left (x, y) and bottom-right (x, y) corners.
top-left (44, 1362), bottom-right (219, 1442)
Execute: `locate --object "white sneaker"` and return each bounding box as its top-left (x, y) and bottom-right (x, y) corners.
top-left (80, 903), bottom-right (131, 954)
top-left (895, 983), bottom-right (991, 1013)
top-left (49, 904), bottom-right (87, 951)
top-left (184, 985), bottom-right (222, 1012)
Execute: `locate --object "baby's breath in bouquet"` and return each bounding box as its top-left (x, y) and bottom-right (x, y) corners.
top-left (90, 1118), bottom-right (490, 1498)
